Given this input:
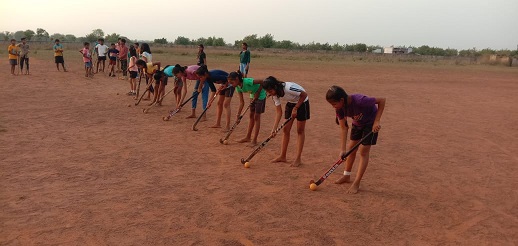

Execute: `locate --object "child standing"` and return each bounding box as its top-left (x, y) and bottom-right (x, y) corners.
top-left (326, 85), bottom-right (386, 194)
top-left (197, 44), bottom-right (206, 66)
top-left (107, 43), bottom-right (119, 77)
top-left (262, 77), bottom-right (310, 167)
top-left (8, 39), bottom-right (19, 76)
top-left (53, 39), bottom-right (67, 72)
top-left (95, 38), bottom-right (108, 73)
top-left (172, 64), bottom-right (200, 110)
top-left (239, 42), bottom-right (250, 77)
top-left (18, 37), bottom-right (30, 75)
top-left (140, 43), bottom-right (152, 62)
top-left (127, 46), bottom-right (139, 95)
top-left (118, 39), bottom-right (129, 80)
top-left (228, 70), bottom-right (267, 145)
top-left (80, 42), bottom-right (93, 77)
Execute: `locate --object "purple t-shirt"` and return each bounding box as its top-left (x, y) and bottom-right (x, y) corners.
top-left (336, 94), bottom-right (377, 126)
top-left (185, 65), bottom-right (200, 80)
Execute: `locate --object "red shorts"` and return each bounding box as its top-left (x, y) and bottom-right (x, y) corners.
top-left (109, 59), bottom-right (116, 65)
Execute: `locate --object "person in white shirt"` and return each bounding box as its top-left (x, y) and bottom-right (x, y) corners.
top-left (95, 38), bottom-right (109, 73)
top-left (262, 76), bottom-right (310, 167)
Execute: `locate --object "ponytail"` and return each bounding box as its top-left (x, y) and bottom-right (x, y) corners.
top-left (262, 76), bottom-right (284, 97)
top-left (228, 70), bottom-right (243, 83)
top-left (195, 65), bottom-right (209, 76)
top-left (326, 85), bottom-right (348, 125)
top-left (172, 64), bottom-right (187, 76)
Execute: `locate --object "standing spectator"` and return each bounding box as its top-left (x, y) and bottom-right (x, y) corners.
top-left (239, 42), bottom-right (250, 77)
top-left (95, 38), bottom-right (109, 73)
top-left (118, 39), bottom-right (129, 80)
top-left (197, 44), bottom-right (206, 66)
top-left (115, 38), bottom-right (122, 72)
top-left (140, 43), bottom-right (152, 62)
top-left (53, 39), bottom-right (67, 72)
top-left (8, 39), bottom-right (19, 76)
top-left (18, 38), bottom-right (30, 75)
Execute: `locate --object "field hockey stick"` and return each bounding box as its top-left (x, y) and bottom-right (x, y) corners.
top-left (162, 92), bottom-right (198, 121)
top-left (135, 71), bottom-right (143, 97)
top-left (240, 117), bottom-right (293, 165)
top-left (134, 79), bottom-right (154, 106)
top-left (219, 100), bottom-right (254, 144)
top-left (309, 131), bottom-right (374, 189)
top-left (142, 86), bottom-right (176, 113)
top-left (192, 86), bottom-right (225, 131)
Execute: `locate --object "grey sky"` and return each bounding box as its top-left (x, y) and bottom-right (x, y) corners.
top-left (1, 0), bottom-right (516, 50)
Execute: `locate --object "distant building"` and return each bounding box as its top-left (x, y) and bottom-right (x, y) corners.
top-left (383, 46), bottom-right (412, 54)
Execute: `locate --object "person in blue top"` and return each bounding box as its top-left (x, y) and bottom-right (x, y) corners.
top-left (192, 65), bottom-right (231, 125)
top-left (228, 70), bottom-right (267, 145)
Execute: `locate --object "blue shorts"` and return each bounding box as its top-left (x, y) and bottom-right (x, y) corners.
top-left (239, 63), bottom-right (248, 74)
top-left (85, 61), bottom-right (92, 68)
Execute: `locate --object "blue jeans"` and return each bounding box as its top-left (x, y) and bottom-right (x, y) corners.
top-left (191, 80), bottom-right (216, 109)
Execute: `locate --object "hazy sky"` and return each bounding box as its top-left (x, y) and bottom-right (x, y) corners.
top-left (1, 0), bottom-right (516, 50)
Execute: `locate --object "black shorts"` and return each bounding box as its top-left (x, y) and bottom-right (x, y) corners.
top-left (98, 56), bottom-right (106, 61)
top-left (351, 124), bottom-right (378, 145)
top-left (55, 56), bottom-right (64, 64)
top-left (251, 98), bottom-right (266, 114)
top-left (155, 76), bottom-right (168, 85)
top-left (9, 59), bottom-right (17, 65)
top-left (218, 86), bottom-right (234, 97)
top-left (129, 71), bottom-right (138, 78)
top-left (285, 100), bottom-right (310, 121)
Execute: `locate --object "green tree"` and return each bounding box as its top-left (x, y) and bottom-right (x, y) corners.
top-left (274, 40), bottom-right (294, 49)
top-left (24, 29), bottom-right (35, 40)
top-left (212, 37), bottom-right (226, 46)
top-left (240, 34), bottom-right (260, 48)
top-left (459, 48), bottom-right (478, 57)
top-left (50, 33), bottom-right (65, 41)
top-left (332, 43), bottom-right (344, 51)
top-left (34, 28), bottom-right (49, 41)
top-left (194, 37), bottom-right (207, 45)
top-left (65, 34), bottom-right (76, 42)
top-left (105, 33), bottom-right (121, 43)
top-left (174, 36), bottom-right (191, 45)
top-left (259, 34), bottom-right (275, 48)
top-left (154, 38), bottom-right (168, 44)
top-left (13, 31), bottom-right (25, 40)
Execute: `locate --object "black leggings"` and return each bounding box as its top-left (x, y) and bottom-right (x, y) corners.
top-left (20, 56), bottom-right (29, 70)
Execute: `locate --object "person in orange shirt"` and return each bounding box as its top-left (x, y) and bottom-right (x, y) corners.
top-left (8, 39), bottom-right (19, 76)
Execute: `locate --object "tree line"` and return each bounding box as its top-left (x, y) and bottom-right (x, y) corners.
top-left (1, 28), bottom-right (516, 57)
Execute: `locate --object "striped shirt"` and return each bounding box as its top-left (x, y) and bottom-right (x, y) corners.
top-left (272, 82), bottom-right (308, 106)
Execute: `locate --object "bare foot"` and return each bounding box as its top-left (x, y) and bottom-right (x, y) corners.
top-left (200, 116), bottom-right (207, 122)
top-left (271, 156), bottom-right (287, 163)
top-left (247, 141), bottom-right (258, 147)
top-left (186, 115), bottom-right (196, 119)
top-left (237, 138), bottom-right (251, 143)
top-left (291, 159), bottom-right (302, 167)
top-left (222, 128), bottom-right (230, 133)
top-left (334, 175), bottom-right (351, 184)
top-left (210, 125), bottom-right (221, 128)
top-left (347, 183), bottom-right (360, 194)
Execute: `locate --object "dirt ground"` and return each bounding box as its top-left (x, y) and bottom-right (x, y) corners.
top-left (1, 52), bottom-right (517, 245)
